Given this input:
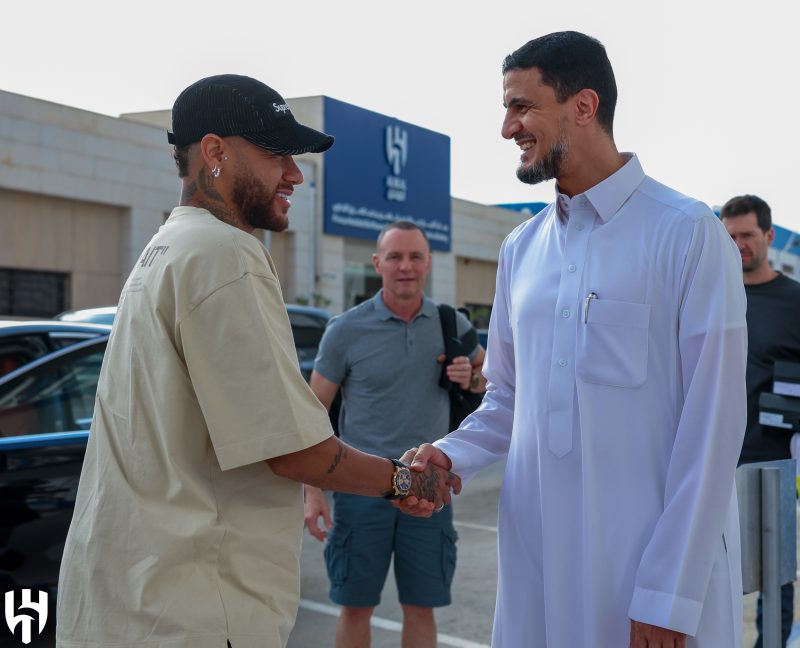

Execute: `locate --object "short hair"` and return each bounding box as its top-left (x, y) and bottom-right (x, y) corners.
top-left (376, 220), bottom-right (430, 250)
top-left (720, 194), bottom-right (772, 232)
top-left (172, 144), bottom-right (192, 178)
top-left (502, 31), bottom-right (617, 135)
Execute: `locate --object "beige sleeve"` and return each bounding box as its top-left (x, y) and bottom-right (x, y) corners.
top-left (180, 272), bottom-right (333, 470)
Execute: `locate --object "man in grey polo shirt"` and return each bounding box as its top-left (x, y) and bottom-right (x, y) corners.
top-left (304, 220), bottom-right (485, 648)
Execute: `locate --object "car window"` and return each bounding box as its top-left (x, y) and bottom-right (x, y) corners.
top-left (0, 344), bottom-right (106, 438)
top-left (48, 333), bottom-right (105, 348)
top-left (0, 335), bottom-right (52, 376)
top-left (0, 333), bottom-right (104, 377)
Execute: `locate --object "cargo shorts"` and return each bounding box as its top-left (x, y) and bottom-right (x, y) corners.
top-left (324, 492), bottom-right (458, 608)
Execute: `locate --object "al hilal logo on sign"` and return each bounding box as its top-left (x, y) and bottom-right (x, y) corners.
top-left (385, 125), bottom-right (408, 202)
top-left (4, 590), bottom-right (48, 645)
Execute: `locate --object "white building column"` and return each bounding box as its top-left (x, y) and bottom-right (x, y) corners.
top-left (431, 250), bottom-right (456, 306)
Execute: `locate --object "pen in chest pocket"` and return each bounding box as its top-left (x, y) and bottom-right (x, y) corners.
top-left (583, 291), bottom-right (598, 323)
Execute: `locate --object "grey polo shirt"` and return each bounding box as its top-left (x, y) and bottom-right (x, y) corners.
top-left (314, 290), bottom-right (479, 458)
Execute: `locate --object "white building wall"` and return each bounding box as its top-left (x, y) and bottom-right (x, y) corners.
top-left (0, 89), bottom-right (529, 316)
top-left (0, 89), bottom-right (178, 279)
top-left (452, 198), bottom-right (522, 263)
top-left (282, 159), bottom-right (318, 303)
top-left (319, 235), bottom-right (346, 313)
top-left (431, 251), bottom-right (456, 305)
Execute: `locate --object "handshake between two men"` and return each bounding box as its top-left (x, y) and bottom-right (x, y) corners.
top-left (393, 443), bottom-right (459, 516)
top-left (303, 442), bottom-right (460, 541)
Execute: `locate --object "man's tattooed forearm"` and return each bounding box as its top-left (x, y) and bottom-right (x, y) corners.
top-left (326, 444), bottom-right (348, 474)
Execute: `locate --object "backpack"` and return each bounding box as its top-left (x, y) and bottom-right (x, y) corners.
top-left (437, 304), bottom-right (484, 431)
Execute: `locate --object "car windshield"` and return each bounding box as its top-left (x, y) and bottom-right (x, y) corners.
top-left (0, 343), bottom-right (106, 437)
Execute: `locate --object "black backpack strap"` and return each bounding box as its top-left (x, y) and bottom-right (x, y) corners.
top-left (438, 304), bottom-right (461, 391)
top-left (438, 304), bottom-right (485, 430)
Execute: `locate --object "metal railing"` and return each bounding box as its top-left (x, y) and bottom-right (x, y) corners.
top-left (737, 459), bottom-right (797, 648)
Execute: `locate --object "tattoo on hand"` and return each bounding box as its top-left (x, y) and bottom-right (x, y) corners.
top-left (411, 464), bottom-right (442, 501)
top-left (326, 444), bottom-right (347, 474)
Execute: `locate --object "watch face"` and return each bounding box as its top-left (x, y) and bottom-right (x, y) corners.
top-left (395, 467), bottom-right (413, 495)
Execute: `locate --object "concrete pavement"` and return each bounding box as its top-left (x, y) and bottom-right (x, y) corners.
top-left (291, 462), bottom-right (799, 648)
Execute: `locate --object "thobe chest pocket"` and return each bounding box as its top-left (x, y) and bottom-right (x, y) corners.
top-left (576, 299), bottom-right (651, 388)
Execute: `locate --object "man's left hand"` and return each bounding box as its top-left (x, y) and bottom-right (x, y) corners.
top-left (629, 620), bottom-right (685, 647)
top-left (437, 354), bottom-right (472, 390)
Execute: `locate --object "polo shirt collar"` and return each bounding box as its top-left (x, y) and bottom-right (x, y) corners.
top-left (372, 289), bottom-right (437, 321)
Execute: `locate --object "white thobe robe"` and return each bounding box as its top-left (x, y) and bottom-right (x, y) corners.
top-left (436, 154), bottom-right (747, 647)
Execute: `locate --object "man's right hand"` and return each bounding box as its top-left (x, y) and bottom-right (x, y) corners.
top-left (629, 620), bottom-right (685, 647)
top-left (304, 485), bottom-right (333, 541)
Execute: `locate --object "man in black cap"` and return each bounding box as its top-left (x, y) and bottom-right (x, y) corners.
top-left (56, 75), bottom-right (459, 648)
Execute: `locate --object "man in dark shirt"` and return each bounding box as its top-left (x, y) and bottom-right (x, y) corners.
top-left (722, 193), bottom-right (800, 648)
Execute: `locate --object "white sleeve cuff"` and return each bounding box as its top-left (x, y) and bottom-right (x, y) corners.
top-left (628, 586), bottom-right (703, 636)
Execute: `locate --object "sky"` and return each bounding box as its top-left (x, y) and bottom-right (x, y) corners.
top-left (4, 0), bottom-right (798, 232)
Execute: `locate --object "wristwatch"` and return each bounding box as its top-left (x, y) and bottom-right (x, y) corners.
top-left (384, 458), bottom-right (412, 499)
top-left (469, 371), bottom-right (481, 391)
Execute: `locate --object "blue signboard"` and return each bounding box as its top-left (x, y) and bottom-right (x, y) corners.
top-left (323, 97), bottom-right (451, 251)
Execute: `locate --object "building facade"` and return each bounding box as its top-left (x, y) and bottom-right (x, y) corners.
top-left (0, 89), bottom-right (521, 321)
top-left (4, 88), bottom-right (795, 322)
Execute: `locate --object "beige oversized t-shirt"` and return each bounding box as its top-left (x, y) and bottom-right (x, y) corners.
top-left (56, 207), bottom-right (333, 648)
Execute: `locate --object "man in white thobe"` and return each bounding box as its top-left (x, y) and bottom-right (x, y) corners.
top-left (403, 31), bottom-right (747, 647)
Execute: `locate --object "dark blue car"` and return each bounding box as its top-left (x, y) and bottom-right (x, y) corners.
top-left (0, 305), bottom-right (331, 644)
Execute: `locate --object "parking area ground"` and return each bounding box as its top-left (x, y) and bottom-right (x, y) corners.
top-left (290, 461), bottom-right (800, 648)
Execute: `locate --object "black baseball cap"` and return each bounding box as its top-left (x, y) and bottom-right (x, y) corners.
top-left (167, 74), bottom-right (334, 155)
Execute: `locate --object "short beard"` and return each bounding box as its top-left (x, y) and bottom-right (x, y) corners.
top-left (742, 253), bottom-right (766, 274)
top-left (231, 167), bottom-right (288, 232)
top-left (516, 134), bottom-right (568, 186)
